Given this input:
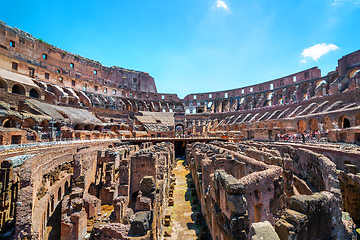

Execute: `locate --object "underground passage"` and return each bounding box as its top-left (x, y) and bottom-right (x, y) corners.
top-left (0, 20), bottom-right (360, 240)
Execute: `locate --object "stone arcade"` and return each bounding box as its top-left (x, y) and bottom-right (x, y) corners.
top-left (0, 21), bottom-right (359, 239)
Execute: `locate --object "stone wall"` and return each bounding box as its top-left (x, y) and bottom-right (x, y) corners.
top-left (187, 142), bottom-right (285, 239)
top-left (186, 141), bottom-right (356, 240)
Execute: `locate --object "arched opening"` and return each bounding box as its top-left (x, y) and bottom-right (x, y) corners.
top-left (349, 69), bottom-right (360, 78)
top-left (74, 124), bottom-right (84, 130)
top-left (266, 92), bottom-right (273, 106)
top-left (197, 109), bottom-right (203, 113)
top-left (338, 116), bottom-right (351, 129)
top-left (175, 103), bottom-right (185, 112)
top-left (22, 119), bottom-right (34, 129)
top-left (47, 202), bottom-right (50, 220)
top-left (185, 109), bottom-right (190, 114)
top-left (297, 120), bottom-right (306, 132)
top-left (0, 79), bottom-right (8, 90)
top-left (343, 118), bottom-right (351, 128)
top-left (175, 124), bottom-right (185, 136)
top-left (65, 181), bottom-right (69, 193)
top-left (11, 84), bottom-right (25, 95)
top-left (29, 88), bottom-right (40, 98)
top-left (2, 117), bottom-right (20, 128)
top-left (84, 124), bottom-right (94, 131)
top-left (51, 197), bottom-right (54, 212)
top-left (111, 125), bottom-right (119, 132)
top-left (58, 187), bottom-right (62, 202)
top-left (355, 113), bottom-right (360, 126)
top-left (309, 119), bottom-right (319, 132)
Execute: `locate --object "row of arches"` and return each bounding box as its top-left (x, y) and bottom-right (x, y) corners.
top-left (297, 115), bottom-right (351, 133)
top-left (1, 117), bottom-right (56, 131)
top-left (89, 92), bottom-right (185, 113)
top-left (185, 76), bottom-right (337, 114)
top-left (40, 178), bottom-right (70, 239)
top-left (0, 78), bottom-right (41, 99)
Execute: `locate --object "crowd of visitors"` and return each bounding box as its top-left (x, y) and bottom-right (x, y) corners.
top-left (275, 130), bottom-right (329, 143)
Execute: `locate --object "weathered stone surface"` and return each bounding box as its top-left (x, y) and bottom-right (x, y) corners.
top-left (128, 211), bottom-right (152, 236)
top-left (289, 193), bottom-right (328, 214)
top-left (139, 176), bottom-right (155, 198)
top-left (250, 221), bottom-right (280, 240)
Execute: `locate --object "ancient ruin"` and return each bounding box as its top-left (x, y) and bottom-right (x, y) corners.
top-left (0, 20), bottom-right (359, 239)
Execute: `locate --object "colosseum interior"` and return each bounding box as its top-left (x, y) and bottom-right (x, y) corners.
top-left (0, 20), bottom-right (359, 239)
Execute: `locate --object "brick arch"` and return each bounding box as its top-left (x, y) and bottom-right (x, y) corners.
top-left (348, 68), bottom-right (360, 78)
top-left (297, 119), bottom-right (306, 132)
top-left (308, 118), bottom-right (319, 132)
top-left (58, 187), bottom-right (62, 202)
top-left (338, 115), bottom-right (351, 129)
top-left (222, 99), bottom-right (230, 112)
top-left (267, 121), bottom-right (274, 128)
top-left (174, 103), bottom-right (184, 112)
top-left (41, 176), bottom-right (72, 238)
top-left (300, 82), bottom-right (311, 100)
top-left (29, 88), bottom-right (40, 98)
top-left (11, 83), bottom-right (26, 95)
top-left (2, 116), bottom-right (21, 128)
top-left (0, 78), bottom-right (8, 90)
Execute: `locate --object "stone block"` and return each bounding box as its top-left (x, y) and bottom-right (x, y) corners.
top-left (226, 194), bottom-right (247, 214)
top-left (128, 211), bottom-right (152, 236)
top-left (289, 193), bottom-right (328, 215)
top-left (250, 221), bottom-right (280, 240)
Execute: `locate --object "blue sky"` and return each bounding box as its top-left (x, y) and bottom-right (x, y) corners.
top-left (1, 0), bottom-right (360, 98)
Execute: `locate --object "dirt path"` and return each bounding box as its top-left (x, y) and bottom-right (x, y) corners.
top-left (164, 159), bottom-right (203, 239)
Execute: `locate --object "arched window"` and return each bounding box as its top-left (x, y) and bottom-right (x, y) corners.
top-left (0, 79), bottom-right (8, 90)
top-left (343, 118), bottom-right (351, 128)
top-left (29, 88), bottom-right (39, 98)
top-left (58, 187), bottom-right (62, 202)
top-left (12, 84), bottom-right (25, 95)
top-left (65, 181), bottom-right (69, 192)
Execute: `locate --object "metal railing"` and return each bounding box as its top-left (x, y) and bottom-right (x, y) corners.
top-left (0, 138), bottom-right (119, 151)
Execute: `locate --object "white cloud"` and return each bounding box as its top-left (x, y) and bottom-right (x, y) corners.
top-left (332, 0), bottom-right (360, 6)
top-left (300, 43), bottom-right (339, 63)
top-left (216, 0), bottom-right (230, 11)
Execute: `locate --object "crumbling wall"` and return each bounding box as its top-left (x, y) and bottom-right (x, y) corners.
top-left (187, 141), bottom-right (357, 240)
top-left (187, 142), bottom-right (285, 239)
top-left (83, 142), bottom-right (175, 240)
